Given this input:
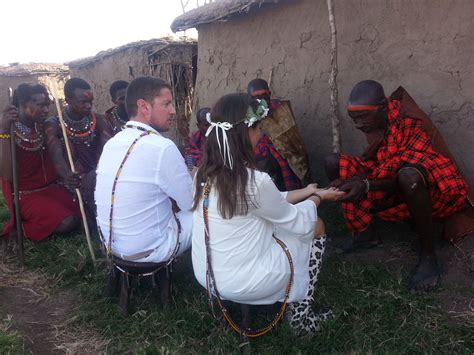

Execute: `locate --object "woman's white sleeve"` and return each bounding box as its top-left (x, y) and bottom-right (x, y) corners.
top-left (252, 174), bottom-right (317, 235)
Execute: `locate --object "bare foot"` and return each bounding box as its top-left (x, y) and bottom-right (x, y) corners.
top-left (409, 254), bottom-right (440, 293)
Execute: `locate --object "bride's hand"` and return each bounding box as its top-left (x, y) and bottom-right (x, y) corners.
top-left (316, 187), bottom-right (345, 202)
top-left (305, 183), bottom-right (318, 195)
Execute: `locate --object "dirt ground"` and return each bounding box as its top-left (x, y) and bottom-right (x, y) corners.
top-left (0, 222), bottom-right (472, 354)
top-left (329, 220), bottom-right (474, 317)
top-left (0, 263), bottom-right (108, 354)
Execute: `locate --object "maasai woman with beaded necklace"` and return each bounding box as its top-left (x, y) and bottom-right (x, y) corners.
top-left (0, 83), bottom-right (80, 244)
top-left (191, 93), bottom-right (345, 336)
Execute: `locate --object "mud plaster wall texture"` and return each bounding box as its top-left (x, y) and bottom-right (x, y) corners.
top-left (68, 45), bottom-right (157, 115)
top-left (193, 0), bottom-right (474, 185)
top-left (69, 43), bottom-right (196, 144)
top-left (0, 74), bottom-right (67, 115)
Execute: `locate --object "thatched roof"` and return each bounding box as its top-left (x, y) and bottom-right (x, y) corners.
top-left (67, 37), bottom-right (197, 68)
top-left (171, 0), bottom-right (285, 32)
top-left (0, 63), bottom-right (68, 77)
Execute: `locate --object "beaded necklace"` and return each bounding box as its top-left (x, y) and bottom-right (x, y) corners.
top-left (14, 121), bottom-right (45, 152)
top-left (106, 124), bottom-right (181, 264)
top-left (202, 182), bottom-right (294, 337)
top-left (110, 106), bottom-right (128, 134)
top-left (63, 109), bottom-right (97, 147)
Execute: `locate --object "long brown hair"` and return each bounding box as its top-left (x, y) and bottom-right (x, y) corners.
top-left (192, 93), bottom-right (257, 219)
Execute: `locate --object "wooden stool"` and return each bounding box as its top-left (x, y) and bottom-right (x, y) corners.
top-left (107, 256), bottom-right (171, 316)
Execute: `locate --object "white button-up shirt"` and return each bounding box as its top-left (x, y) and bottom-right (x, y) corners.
top-left (95, 121), bottom-right (192, 261)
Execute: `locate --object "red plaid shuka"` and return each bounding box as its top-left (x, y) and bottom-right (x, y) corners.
top-left (185, 130), bottom-right (206, 166)
top-left (340, 99), bottom-right (468, 232)
top-left (255, 134), bottom-right (301, 191)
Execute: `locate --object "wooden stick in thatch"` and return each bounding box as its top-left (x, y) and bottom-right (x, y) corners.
top-left (8, 87), bottom-right (24, 265)
top-left (327, 0), bottom-right (342, 153)
top-left (53, 97), bottom-right (96, 264)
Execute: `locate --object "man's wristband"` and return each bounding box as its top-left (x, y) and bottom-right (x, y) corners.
top-left (363, 178), bottom-right (370, 193)
top-left (0, 133), bottom-right (11, 139)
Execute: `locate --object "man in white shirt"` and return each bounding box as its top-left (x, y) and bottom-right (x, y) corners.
top-left (95, 77), bottom-right (193, 263)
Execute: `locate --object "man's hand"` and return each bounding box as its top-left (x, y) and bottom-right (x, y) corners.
top-left (339, 177), bottom-right (366, 202)
top-left (328, 179), bottom-right (344, 188)
top-left (61, 171), bottom-right (81, 188)
top-left (1, 105), bottom-right (18, 133)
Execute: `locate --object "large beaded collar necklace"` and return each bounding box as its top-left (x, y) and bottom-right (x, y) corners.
top-left (63, 108), bottom-right (97, 147)
top-left (14, 121), bottom-right (44, 152)
top-left (110, 106), bottom-right (128, 134)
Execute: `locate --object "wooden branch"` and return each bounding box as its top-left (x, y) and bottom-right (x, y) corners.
top-left (53, 98), bottom-right (96, 265)
top-left (327, 0), bottom-right (342, 153)
top-left (8, 87), bottom-right (24, 265)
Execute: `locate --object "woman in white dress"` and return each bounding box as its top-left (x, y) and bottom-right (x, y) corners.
top-left (192, 93), bottom-right (344, 335)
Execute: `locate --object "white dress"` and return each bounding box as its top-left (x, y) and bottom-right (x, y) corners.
top-left (192, 169), bottom-right (317, 305)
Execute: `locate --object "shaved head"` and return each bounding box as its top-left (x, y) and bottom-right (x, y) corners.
top-left (247, 78), bottom-right (270, 94)
top-left (348, 80), bottom-right (386, 106)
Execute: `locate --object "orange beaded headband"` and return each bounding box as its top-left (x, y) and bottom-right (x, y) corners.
top-left (347, 104), bottom-right (379, 112)
top-left (250, 89), bottom-right (270, 97)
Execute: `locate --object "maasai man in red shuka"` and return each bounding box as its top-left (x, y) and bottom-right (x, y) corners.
top-left (44, 78), bottom-right (113, 228)
top-left (184, 107), bottom-right (210, 168)
top-left (325, 80), bottom-right (469, 293)
top-left (0, 84), bottom-right (80, 244)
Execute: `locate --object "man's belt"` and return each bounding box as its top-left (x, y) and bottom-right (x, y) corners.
top-left (112, 249), bottom-right (154, 261)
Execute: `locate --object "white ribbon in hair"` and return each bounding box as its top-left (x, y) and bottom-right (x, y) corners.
top-left (205, 112), bottom-right (234, 169)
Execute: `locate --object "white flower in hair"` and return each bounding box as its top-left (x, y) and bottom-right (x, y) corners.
top-left (246, 116), bottom-right (258, 127)
top-left (244, 99), bottom-right (270, 127)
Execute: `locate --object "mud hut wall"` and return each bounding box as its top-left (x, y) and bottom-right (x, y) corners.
top-left (0, 73), bottom-right (67, 116)
top-left (193, 0), bottom-right (474, 184)
top-left (68, 45), bottom-right (161, 115)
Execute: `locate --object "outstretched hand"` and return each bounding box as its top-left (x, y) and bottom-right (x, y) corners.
top-left (1, 105), bottom-right (18, 132)
top-left (316, 187), bottom-right (346, 202)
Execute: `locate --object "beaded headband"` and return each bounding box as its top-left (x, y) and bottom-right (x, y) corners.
top-left (347, 104), bottom-right (379, 112)
top-left (250, 89), bottom-right (271, 97)
top-left (205, 99), bottom-right (269, 170)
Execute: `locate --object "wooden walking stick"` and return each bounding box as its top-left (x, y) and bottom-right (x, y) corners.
top-left (53, 97), bottom-right (96, 264)
top-left (8, 87), bottom-right (25, 265)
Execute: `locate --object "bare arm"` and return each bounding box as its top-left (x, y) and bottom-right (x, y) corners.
top-left (286, 183), bottom-right (345, 205)
top-left (285, 184), bottom-right (319, 204)
top-left (43, 118), bottom-right (80, 187)
top-left (0, 106), bottom-right (18, 181)
top-left (95, 113), bottom-right (113, 155)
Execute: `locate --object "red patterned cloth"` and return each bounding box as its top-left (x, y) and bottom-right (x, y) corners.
top-left (185, 130), bottom-right (206, 167)
top-left (1, 147), bottom-right (80, 241)
top-left (254, 134), bottom-right (301, 191)
top-left (340, 99), bottom-right (468, 232)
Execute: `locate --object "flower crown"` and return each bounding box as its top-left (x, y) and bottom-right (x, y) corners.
top-left (243, 99), bottom-right (270, 127)
top-left (204, 98), bottom-right (270, 170)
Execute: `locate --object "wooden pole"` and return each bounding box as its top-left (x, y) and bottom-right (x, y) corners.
top-left (53, 97), bottom-right (96, 264)
top-left (327, 0), bottom-right (342, 153)
top-left (8, 87), bottom-right (24, 265)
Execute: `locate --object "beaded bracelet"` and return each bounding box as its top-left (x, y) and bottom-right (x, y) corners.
top-left (0, 133), bottom-right (11, 139)
top-left (313, 192), bottom-right (323, 204)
